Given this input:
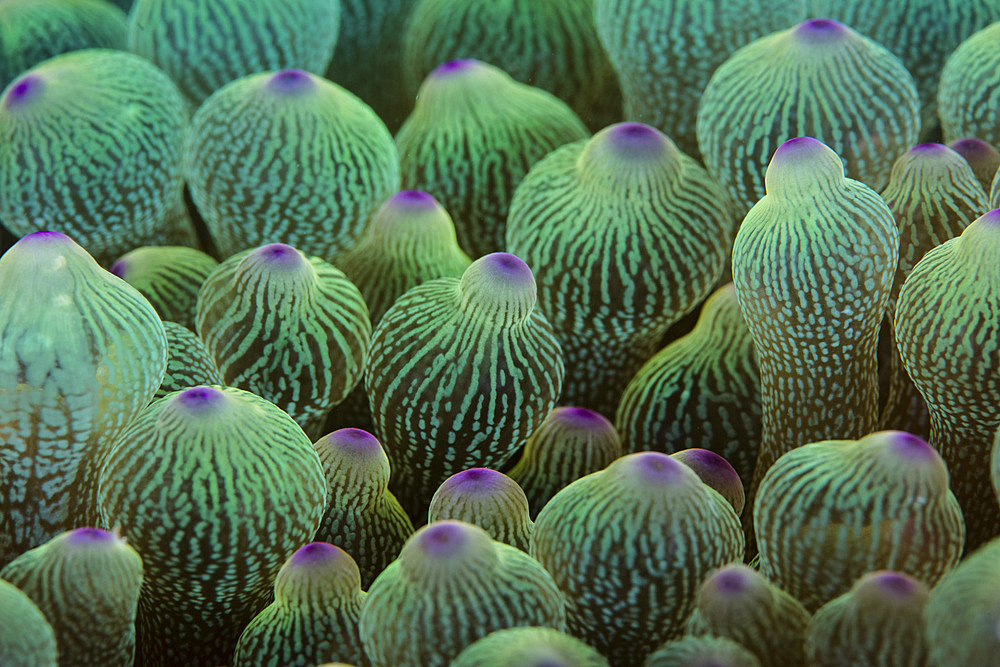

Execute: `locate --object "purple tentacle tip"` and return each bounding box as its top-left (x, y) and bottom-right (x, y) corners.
top-left (794, 18), bottom-right (847, 42)
top-left (327, 427), bottom-right (381, 453)
top-left (631, 451), bottom-right (685, 483)
top-left (432, 59), bottom-right (479, 77)
top-left (267, 69), bottom-right (314, 95)
top-left (909, 143), bottom-right (949, 155)
top-left (711, 567), bottom-right (750, 595)
top-left (391, 190), bottom-right (439, 209)
top-left (417, 522), bottom-right (469, 557)
top-left (109, 259), bottom-right (128, 278)
top-left (66, 527), bottom-right (115, 545)
top-left (980, 209), bottom-right (1000, 226)
top-left (553, 406), bottom-right (609, 428)
top-left (867, 571), bottom-right (918, 597)
top-left (291, 541), bottom-right (341, 567)
top-left (3, 74), bottom-right (43, 109)
top-left (447, 468), bottom-right (505, 495)
top-left (176, 385), bottom-right (224, 410)
top-left (254, 243), bottom-right (303, 266)
top-left (885, 431), bottom-right (939, 462)
top-left (480, 252), bottom-right (533, 282)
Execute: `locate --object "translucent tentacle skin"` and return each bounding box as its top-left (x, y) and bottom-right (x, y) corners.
top-left (196, 243), bottom-right (371, 436)
top-left (617, 282), bottom-right (761, 486)
top-left (95, 385), bottom-right (327, 666)
top-left (697, 18), bottom-right (920, 213)
top-left (731, 138), bottom-right (898, 493)
top-left (427, 468), bottom-right (532, 551)
top-left (685, 564), bottom-right (810, 667)
top-left (127, 0), bottom-right (340, 107)
top-left (644, 635), bottom-right (762, 667)
top-left (312, 428), bottom-right (414, 589)
top-left (324, 0), bottom-right (418, 133)
top-left (185, 69), bottom-right (399, 261)
top-left (359, 520), bottom-right (566, 667)
top-left (336, 190), bottom-right (471, 327)
top-left (923, 537), bottom-right (1000, 666)
top-left (530, 451), bottom-right (744, 665)
top-left (593, 0), bottom-right (806, 159)
top-left (895, 209), bottom-right (1000, 549)
top-left (450, 626), bottom-right (610, 667)
top-left (0, 0), bottom-right (126, 89)
top-left (507, 406), bottom-right (623, 520)
top-left (993, 426), bottom-right (1000, 506)
top-left (0, 578), bottom-right (57, 667)
top-left (948, 137), bottom-right (1000, 194)
top-left (753, 431), bottom-right (965, 612)
top-left (878, 143), bottom-right (988, 437)
top-left (670, 449), bottom-right (745, 517)
top-left (153, 321), bottom-right (223, 401)
top-left (0, 231), bottom-right (167, 566)
top-left (401, 0), bottom-right (620, 131)
top-left (809, 1), bottom-right (1000, 137)
top-left (0, 50), bottom-right (188, 264)
top-left (233, 542), bottom-right (367, 667)
top-left (938, 21), bottom-right (1000, 147)
top-left (396, 59), bottom-right (589, 258)
top-left (805, 570), bottom-right (930, 667)
top-left (110, 246), bottom-right (219, 331)
top-left (507, 122), bottom-right (735, 417)
top-left (0, 527), bottom-right (143, 667)
top-left (365, 253), bottom-right (563, 521)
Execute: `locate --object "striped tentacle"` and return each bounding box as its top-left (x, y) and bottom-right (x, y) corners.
top-left (670, 449), bottom-right (745, 517)
top-left (127, 0), bottom-right (340, 107)
top-left (731, 137), bottom-right (897, 493)
top-left (617, 282), bottom-right (761, 487)
top-left (593, 0), bottom-right (806, 159)
top-left (94, 385), bottom-right (327, 666)
top-left (530, 451), bottom-right (745, 665)
top-left (402, 0), bottom-right (620, 131)
top-left (234, 542), bottom-right (366, 667)
top-left (0, 50), bottom-right (188, 264)
top-left (359, 520), bottom-right (566, 667)
top-left (196, 243), bottom-right (371, 436)
top-left (805, 570), bottom-right (930, 667)
top-left (753, 430), bottom-right (964, 612)
top-left (396, 58), bottom-right (589, 258)
top-left (938, 21), bottom-right (1000, 147)
top-left (153, 321), bottom-right (223, 401)
top-left (697, 18), bottom-right (919, 213)
top-left (507, 407), bottom-right (622, 520)
top-left (894, 208), bottom-right (1000, 549)
top-left (645, 633), bottom-right (762, 667)
top-left (428, 468), bottom-right (532, 551)
top-left (110, 246), bottom-right (218, 330)
top-left (0, 231), bottom-right (166, 566)
top-left (184, 69), bottom-right (399, 261)
top-left (948, 137), bottom-right (1000, 194)
top-left (451, 626), bottom-right (609, 667)
top-left (878, 143), bottom-right (988, 437)
top-left (0, 527), bottom-right (143, 667)
top-left (0, 578), bottom-right (57, 666)
top-left (312, 428), bottom-right (414, 589)
top-left (365, 253), bottom-right (563, 521)
top-left (685, 564), bottom-right (810, 667)
top-left (507, 122), bottom-right (735, 417)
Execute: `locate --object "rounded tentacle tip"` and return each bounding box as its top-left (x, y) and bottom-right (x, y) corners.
top-left (388, 190), bottom-right (440, 211)
top-left (319, 428), bottom-right (382, 454)
top-left (875, 430), bottom-right (941, 463)
top-left (708, 566), bottom-right (753, 596)
top-left (604, 121), bottom-right (671, 156)
top-left (948, 137), bottom-right (995, 156)
top-left (863, 570), bottom-right (920, 597)
top-left (908, 142), bottom-right (952, 155)
top-left (250, 242), bottom-right (308, 269)
top-left (3, 74), bottom-right (44, 110)
top-left (266, 69), bottom-right (316, 95)
top-left (172, 385), bottom-right (227, 412)
top-left (764, 136), bottom-right (844, 193)
top-left (670, 448), bottom-right (745, 515)
top-left (290, 541), bottom-right (349, 568)
top-left (440, 468), bottom-right (508, 496)
top-left (625, 451), bottom-right (688, 485)
top-left (550, 406), bottom-right (611, 429)
top-left (792, 17), bottom-right (849, 43)
top-left (430, 58), bottom-right (482, 78)
top-left (65, 526), bottom-right (118, 546)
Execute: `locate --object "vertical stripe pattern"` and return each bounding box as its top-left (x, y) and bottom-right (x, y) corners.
top-left (0, 578), bottom-right (57, 666)
top-left (938, 21), bottom-right (1000, 147)
top-left (450, 626), bottom-right (610, 667)
top-left (427, 468), bottom-right (533, 551)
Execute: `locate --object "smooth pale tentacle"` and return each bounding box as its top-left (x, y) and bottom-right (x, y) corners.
top-left (0, 527), bottom-right (143, 667)
top-left (0, 50), bottom-right (188, 264)
top-left (530, 451), bottom-right (744, 664)
top-left (233, 542), bottom-right (366, 667)
top-left (365, 253), bottom-right (563, 521)
top-left (805, 570), bottom-right (930, 667)
top-left (507, 122), bottom-right (735, 417)
top-left (593, 0), bottom-right (806, 159)
top-left (95, 385), bottom-right (327, 666)
top-left (427, 468), bottom-right (533, 551)
top-left (685, 564), bottom-right (810, 667)
top-left (396, 58), bottom-right (589, 258)
top-left (731, 137), bottom-right (898, 496)
top-left (754, 430), bottom-right (964, 612)
top-left (127, 0), bottom-right (340, 107)
top-left (507, 406), bottom-right (623, 520)
top-left (617, 282), bottom-right (761, 486)
top-left (359, 520), bottom-right (566, 667)
top-left (894, 208), bottom-right (1000, 549)
top-left (185, 69), bottom-right (399, 260)
top-left (644, 635), bottom-right (762, 667)
top-left (0, 231), bottom-right (166, 566)
top-left (698, 18), bottom-right (920, 212)
top-left (0, 578), bottom-right (57, 667)
top-left (312, 428), bottom-right (414, 589)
